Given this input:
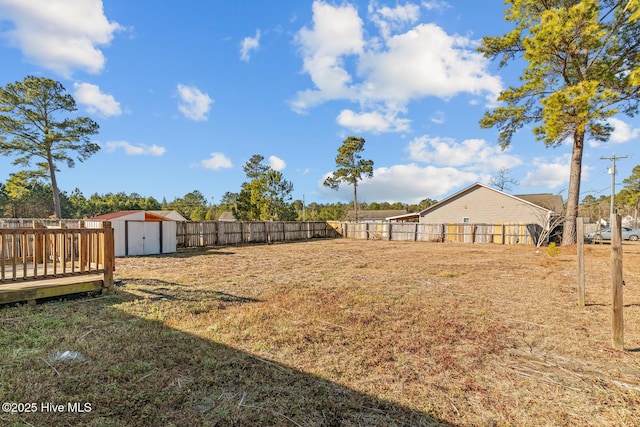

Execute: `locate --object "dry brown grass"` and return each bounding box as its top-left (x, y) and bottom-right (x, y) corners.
top-left (1, 238), bottom-right (639, 426)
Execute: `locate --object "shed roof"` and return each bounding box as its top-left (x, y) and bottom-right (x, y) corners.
top-left (88, 210), bottom-right (172, 222)
top-left (147, 210), bottom-right (188, 221)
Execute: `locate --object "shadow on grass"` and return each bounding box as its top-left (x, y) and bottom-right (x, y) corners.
top-left (119, 278), bottom-right (262, 304)
top-left (0, 291), bottom-right (451, 427)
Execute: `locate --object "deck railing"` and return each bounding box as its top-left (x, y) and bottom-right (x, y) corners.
top-left (0, 221), bottom-right (114, 286)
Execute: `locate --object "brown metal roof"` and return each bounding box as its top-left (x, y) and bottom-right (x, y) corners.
top-left (88, 210), bottom-right (171, 221)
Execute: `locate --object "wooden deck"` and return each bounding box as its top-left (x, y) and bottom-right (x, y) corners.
top-left (0, 222), bottom-right (115, 306)
top-left (0, 274), bottom-right (106, 306)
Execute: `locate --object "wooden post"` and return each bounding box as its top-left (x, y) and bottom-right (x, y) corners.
top-left (214, 221), bottom-right (221, 246)
top-left (79, 220), bottom-right (87, 269)
top-left (33, 221), bottom-right (45, 264)
top-left (102, 221), bottom-right (115, 293)
top-left (577, 217), bottom-right (585, 307)
top-left (611, 214), bottom-right (624, 351)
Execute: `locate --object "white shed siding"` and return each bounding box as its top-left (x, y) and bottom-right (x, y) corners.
top-left (420, 185), bottom-right (549, 225)
top-left (162, 221), bottom-right (176, 254)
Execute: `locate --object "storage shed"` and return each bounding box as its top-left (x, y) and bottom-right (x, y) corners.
top-left (86, 210), bottom-right (180, 256)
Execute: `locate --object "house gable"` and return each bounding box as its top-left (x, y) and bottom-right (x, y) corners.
top-left (419, 183), bottom-right (552, 225)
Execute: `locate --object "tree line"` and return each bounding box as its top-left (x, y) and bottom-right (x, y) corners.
top-left (3, 160), bottom-right (639, 224)
top-left (0, 178), bottom-right (436, 222)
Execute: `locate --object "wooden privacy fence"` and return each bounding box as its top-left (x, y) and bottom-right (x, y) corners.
top-left (177, 221), bottom-right (339, 248)
top-left (339, 221), bottom-right (540, 245)
top-left (0, 218), bottom-right (84, 229)
top-left (0, 221), bottom-right (115, 285)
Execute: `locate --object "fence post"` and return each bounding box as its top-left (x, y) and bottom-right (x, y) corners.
top-left (102, 221), bottom-right (115, 293)
top-left (611, 214), bottom-right (624, 350)
top-left (577, 217), bottom-right (585, 307)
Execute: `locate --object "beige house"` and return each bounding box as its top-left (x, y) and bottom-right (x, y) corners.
top-left (416, 183), bottom-right (561, 226)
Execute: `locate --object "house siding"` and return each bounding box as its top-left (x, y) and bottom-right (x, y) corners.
top-left (420, 186), bottom-right (548, 225)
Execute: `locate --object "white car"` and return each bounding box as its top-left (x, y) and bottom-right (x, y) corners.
top-left (585, 227), bottom-right (640, 241)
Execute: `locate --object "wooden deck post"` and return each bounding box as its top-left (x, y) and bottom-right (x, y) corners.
top-left (33, 221), bottom-right (45, 264)
top-left (102, 221), bottom-right (115, 293)
top-left (611, 214), bottom-right (624, 351)
top-left (79, 220), bottom-right (88, 271)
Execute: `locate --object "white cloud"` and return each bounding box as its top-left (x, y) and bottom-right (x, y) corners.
top-left (430, 111), bottom-right (445, 124)
top-left (358, 24), bottom-right (502, 103)
top-left (201, 152), bottom-right (232, 170)
top-left (519, 155), bottom-right (581, 189)
top-left (0, 0), bottom-right (122, 76)
top-left (177, 84), bottom-right (213, 121)
top-left (240, 29), bottom-right (261, 62)
top-left (291, 1), bottom-right (364, 112)
top-left (73, 82), bottom-right (121, 117)
top-left (319, 133), bottom-right (523, 203)
top-left (369, 2), bottom-right (420, 40)
top-left (104, 141), bottom-right (165, 156)
top-left (608, 118), bottom-right (640, 143)
top-left (268, 155), bottom-right (286, 171)
top-left (406, 135), bottom-right (521, 171)
top-left (320, 163), bottom-right (477, 203)
top-left (421, 1), bottom-right (451, 11)
top-left (336, 109), bottom-right (410, 133)
top-left (292, 1), bottom-right (502, 130)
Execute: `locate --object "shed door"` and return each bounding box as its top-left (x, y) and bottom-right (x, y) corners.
top-left (143, 222), bottom-right (161, 255)
top-left (126, 221), bottom-right (145, 256)
top-left (125, 221), bottom-right (162, 256)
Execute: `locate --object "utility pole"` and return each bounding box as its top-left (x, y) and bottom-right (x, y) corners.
top-left (601, 155), bottom-right (628, 217)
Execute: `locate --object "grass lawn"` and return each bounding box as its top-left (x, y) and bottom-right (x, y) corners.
top-left (1, 238), bottom-right (639, 426)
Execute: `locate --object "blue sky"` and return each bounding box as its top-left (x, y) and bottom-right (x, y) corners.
top-left (0, 0), bottom-right (638, 206)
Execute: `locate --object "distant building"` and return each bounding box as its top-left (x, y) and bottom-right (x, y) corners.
top-left (387, 183), bottom-right (563, 240)
top-left (218, 211), bottom-right (237, 222)
top-left (346, 209), bottom-right (407, 222)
